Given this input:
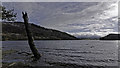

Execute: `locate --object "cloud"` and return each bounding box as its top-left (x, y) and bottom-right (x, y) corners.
top-left (2, 2), bottom-right (118, 37)
top-left (1, 0), bottom-right (118, 2)
top-left (70, 32), bottom-right (118, 38)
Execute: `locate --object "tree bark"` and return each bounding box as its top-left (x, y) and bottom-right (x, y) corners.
top-left (22, 12), bottom-right (41, 60)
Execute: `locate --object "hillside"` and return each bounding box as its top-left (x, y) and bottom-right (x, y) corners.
top-left (100, 34), bottom-right (120, 40)
top-left (2, 22), bottom-right (77, 40)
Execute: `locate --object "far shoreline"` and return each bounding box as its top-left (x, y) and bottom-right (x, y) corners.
top-left (2, 39), bottom-right (100, 41)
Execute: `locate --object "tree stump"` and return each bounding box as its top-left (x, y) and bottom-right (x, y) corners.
top-left (22, 12), bottom-right (41, 60)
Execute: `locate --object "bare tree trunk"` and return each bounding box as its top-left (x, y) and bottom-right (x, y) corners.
top-left (22, 12), bottom-right (41, 60)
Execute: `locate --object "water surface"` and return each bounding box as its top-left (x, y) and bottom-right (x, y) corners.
top-left (2, 40), bottom-right (118, 66)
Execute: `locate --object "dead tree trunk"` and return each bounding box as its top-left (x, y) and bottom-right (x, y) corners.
top-left (22, 12), bottom-right (41, 60)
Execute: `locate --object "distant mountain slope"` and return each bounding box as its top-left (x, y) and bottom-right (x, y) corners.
top-left (100, 34), bottom-right (120, 40)
top-left (2, 22), bottom-right (77, 40)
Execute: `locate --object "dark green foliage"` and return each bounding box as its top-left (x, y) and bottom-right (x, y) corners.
top-left (2, 22), bottom-right (77, 40)
top-left (1, 6), bottom-right (17, 21)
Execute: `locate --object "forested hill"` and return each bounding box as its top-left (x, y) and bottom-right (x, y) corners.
top-left (100, 34), bottom-right (120, 40)
top-left (2, 22), bottom-right (77, 41)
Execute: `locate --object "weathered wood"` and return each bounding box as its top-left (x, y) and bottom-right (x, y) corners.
top-left (22, 12), bottom-right (41, 60)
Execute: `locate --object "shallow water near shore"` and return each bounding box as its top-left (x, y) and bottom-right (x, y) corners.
top-left (2, 40), bottom-right (119, 68)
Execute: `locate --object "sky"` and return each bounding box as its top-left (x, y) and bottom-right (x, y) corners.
top-left (0, 0), bottom-right (118, 2)
top-left (2, 2), bottom-right (118, 37)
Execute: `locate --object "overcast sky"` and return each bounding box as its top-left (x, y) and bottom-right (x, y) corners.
top-left (2, 2), bottom-right (118, 37)
top-left (1, 0), bottom-right (118, 2)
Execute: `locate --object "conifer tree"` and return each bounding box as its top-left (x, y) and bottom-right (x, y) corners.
top-left (1, 6), bottom-right (17, 21)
